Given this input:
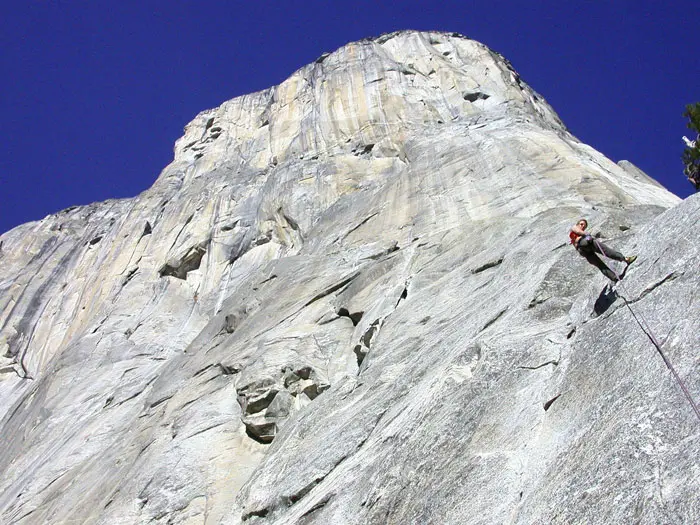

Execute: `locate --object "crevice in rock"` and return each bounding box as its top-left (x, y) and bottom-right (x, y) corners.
top-left (354, 344), bottom-right (366, 367)
top-left (10, 345), bottom-right (34, 380)
top-left (140, 221), bottom-right (153, 239)
top-left (165, 213), bottom-right (194, 255)
top-left (122, 267), bottom-right (139, 286)
top-left (352, 143), bottom-right (375, 156)
top-left (361, 320), bottom-right (380, 348)
top-left (527, 297), bottom-right (546, 309)
top-left (463, 92), bottom-right (490, 102)
top-left (149, 394), bottom-right (173, 409)
top-left (38, 471), bottom-right (70, 496)
top-left (220, 219), bottom-right (240, 232)
top-left (362, 242), bottom-right (399, 261)
top-left (183, 421), bottom-right (227, 440)
top-left (279, 432), bottom-right (369, 513)
top-left (280, 208), bottom-right (300, 232)
top-left (337, 213), bottom-right (379, 242)
top-left (337, 307), bottom-right (364, 326)
top-left (395, 287), bottom-right (408, 308)
top-left (285, 477), bottom-right (325, 506)
top-left (88, 236), bottom-right (103, 246)
top-left (193, 364), bottom-right (215, 377)
top-left (303, 273), bottom-right (359, 308)
top-left (14, 509), bottom-right (37, 522)
top-left (543, 394), bottom-right (561, 411)
top-left (114, 377), bottom-right (157, 407)
top-left (259, 274), bottom-right (278, 285)
top-left (242, 508), bottom-right (270, 521)
top-left (89, 317), bottom-right (106, 335)
top-left (137, 440), bottom-right (155, 457)
top-left (472, 257), bottom-right (504, 274)
top-left (299, 494), bottom-right (334, 519)
top-left (633, 272), bottom-right (680, 303)
top-left (159, 243), bottom-right (207, 280)
top-left (218, 363), bottom-right (241, 375)
top-left (124, 322), bottom-right (142, 339)
top-left (566, 327), bottom-right (576, 339)
top-left (224, 314), bottom-right (237, 334)
top-left (519, 359), bottom-right (558, 371)
top-left (481, 308), bottom-right (507, 332)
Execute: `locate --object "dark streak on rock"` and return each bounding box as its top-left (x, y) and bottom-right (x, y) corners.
top-left (472, 257), bottom-right (504, 274)
top-left (481, 308), bottom-right (507, 332)
top-left (193, 364), bottom-right (215, 377)
top-left (354, 344), bottom-right (366, 367)
top-left (395, 287), bottom-right (408, 308)
top-left (544, 394), bottom-right (561, 411)
top-left (242, 507), bottom-right (269, 521)
top-left (183, 421), bottom-right (227, 440)
top-left (303, 273), bottom-right (359, 308)
top-left (259, 274), bottom-right (278, 285)
top-left (635, 272), bottom-right (680, 303)
top-left (286, 477), bottom-right (325, 506)
top-left (299, 493), bottom-right (334, 519)
top-left (114, 377), bottom-right (157, 407)
top-left (341, 213), bottom-right (379, 241)
top-left (122, 267), bottom-right (138, 286)
top-left (218, 363), bottom-right (241, 375)
top-left (519, 360), bottom-right (558, 371)
top-left (149, 394), bottom-right (174, 409)
top-left (138, 440), bottom-right (155, 457)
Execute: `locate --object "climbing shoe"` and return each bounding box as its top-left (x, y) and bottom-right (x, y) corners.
top-left (625, 255), bottom-right (637, 265)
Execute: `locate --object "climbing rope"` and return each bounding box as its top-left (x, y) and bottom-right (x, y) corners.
top-left (593, 238), bottom-right (700, 422)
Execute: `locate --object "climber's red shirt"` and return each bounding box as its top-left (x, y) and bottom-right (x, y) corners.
top-left (569, 231), bottom-right (580, 246)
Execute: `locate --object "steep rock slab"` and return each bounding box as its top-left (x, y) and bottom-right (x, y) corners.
top-left (233, 194), bottom-right (699, 525)
top-left (0, 30), bottom-right (693, 525)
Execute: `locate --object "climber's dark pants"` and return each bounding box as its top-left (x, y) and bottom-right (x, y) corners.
top-left (577, 236), bottom-right (625, 282)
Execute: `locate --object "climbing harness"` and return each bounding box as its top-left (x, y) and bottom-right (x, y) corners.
top-left (593, 239), bottom-right (700, 422)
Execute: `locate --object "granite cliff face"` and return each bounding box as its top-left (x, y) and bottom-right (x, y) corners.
top-left (0, 31), bottom-right (697, 524)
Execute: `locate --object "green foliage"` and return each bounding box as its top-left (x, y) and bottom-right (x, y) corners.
top-left (682, 102), bottom-right (700, 190)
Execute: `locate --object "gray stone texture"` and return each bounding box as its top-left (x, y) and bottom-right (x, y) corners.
top-left (0, 31), bottom-right (697, 524)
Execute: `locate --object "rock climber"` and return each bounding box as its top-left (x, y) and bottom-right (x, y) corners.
top-left (569, 219), bottom-right (636, 282)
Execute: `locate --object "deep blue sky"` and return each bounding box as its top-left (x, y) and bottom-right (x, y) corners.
top-left (1, 1), bottom-right (698, 234)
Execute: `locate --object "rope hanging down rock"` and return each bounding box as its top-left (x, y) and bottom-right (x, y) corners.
top-left (594, 239), bottom-right (700, 423)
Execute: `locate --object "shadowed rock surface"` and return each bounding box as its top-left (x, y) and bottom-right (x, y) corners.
top-left (0, 31), bottom-right (697, 524)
